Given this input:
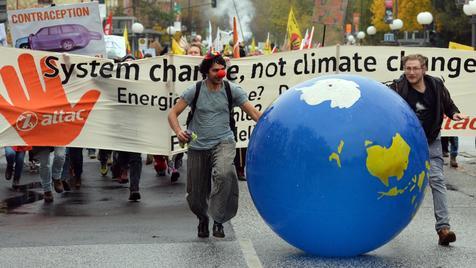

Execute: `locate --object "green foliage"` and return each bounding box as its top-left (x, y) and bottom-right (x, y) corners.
top-left (253, 0), bottom-right (314, 43)
top-left (433, 0), bottom-right (471, 47)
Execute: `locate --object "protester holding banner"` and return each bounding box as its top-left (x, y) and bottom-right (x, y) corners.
top-left (61, 148), bottom-right (83, 191)
top-left (389, 54), bottom-right (468, 246)
top-left (4, 146), bottom-right (31, 189)
top-left (168, 52), bottom-right (261, 238)
top-left (35, 146), bottom-right (66, 203)
top-left (114, 54), bottom-right (143, 201)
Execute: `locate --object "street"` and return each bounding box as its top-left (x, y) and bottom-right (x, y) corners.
top-left (1, 137), bottom-right (475, 267)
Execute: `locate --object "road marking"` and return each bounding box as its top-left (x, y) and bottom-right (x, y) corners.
top-left (239, 239), bottom-right (263, 268)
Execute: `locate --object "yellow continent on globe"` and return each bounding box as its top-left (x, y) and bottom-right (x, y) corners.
top-left (365, 133), bottom-right (411, 187)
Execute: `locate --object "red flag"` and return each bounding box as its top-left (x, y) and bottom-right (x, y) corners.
top-left (104, 12), bottom-right (113, 35)
top-left (233, 17), bottom-right (240, 58)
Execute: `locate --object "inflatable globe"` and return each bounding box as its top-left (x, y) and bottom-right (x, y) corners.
top-left (246, 74), bottom-right (429, 257)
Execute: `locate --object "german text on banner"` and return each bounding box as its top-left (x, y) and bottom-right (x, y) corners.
top-left (0, 46), bottom-right (475, 154)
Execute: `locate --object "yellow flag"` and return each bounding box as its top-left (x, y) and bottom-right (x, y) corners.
top-left (172, 38), bottom-right (185, 55)
top-left (264, 32), bottom-right (272, 55)
top-left (224, 43), bottom-right (233, 56)
top-left (250, 37), bottom-right (256, 53)
top-left (123, 26), bottom-right (131, 53)
top-left (448, 41), bottom-right (474, 51)
top-left (287, 7), bottom-right (302, 50)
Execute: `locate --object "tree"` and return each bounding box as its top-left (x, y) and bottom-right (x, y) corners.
top-left (397, 0), bottom-right (432, 32)
top-left (433, 0), bottom-right (471, 47)
top-left (371, 0), bottom-right (432, 32)
top-left (252, 0), bottom-right (314, 44)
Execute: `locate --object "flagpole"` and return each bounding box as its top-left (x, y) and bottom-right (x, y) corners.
top-left (231, 0), bottom-right (246, 42)
top-left (322, 25), bottom-right (327, 47)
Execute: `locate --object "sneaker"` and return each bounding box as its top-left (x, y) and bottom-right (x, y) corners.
top-left (129, 191), bottom-right (141, 201)
top-left (450, 156), bottom-right (458, 168)
top-left (443, 151), bottom-right (449, 157)
top-left (5, 165), bottom-right (13, 180)
top-left (44, 191), bottom-right (54, 203)
top-left (53, 179), bottom-right (64, 193)
top-left (100, 163), bottom-right (108, 176)
top-left (213, 221), bottom-right (225, 238)
top-left (171, 170), bottom-right (180, 183)
top-left (62, 180), bottom-right (72, 192)
top-left (198, 217), bottom-right (210, 238)
top-left (438, 227), bottom-right (456, 246)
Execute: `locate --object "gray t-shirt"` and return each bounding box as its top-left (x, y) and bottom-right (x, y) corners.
top-left (181, 81), bottom-right (248, 150)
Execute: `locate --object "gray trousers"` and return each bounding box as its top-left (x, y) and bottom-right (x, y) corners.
top-left (37, 147), bottom-right (66, 192)
top-left (429, 137), bottom-right (451, 231)
top-left (186, 141), bottom-right (239, 224)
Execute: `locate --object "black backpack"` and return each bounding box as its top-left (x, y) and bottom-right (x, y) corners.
top-left (185, 80), bottom-right (236, 138)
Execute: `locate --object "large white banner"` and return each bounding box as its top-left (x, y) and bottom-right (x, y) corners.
top-left (0, 46), bottom-right (475, 154)
top-left (7, 2), bottom-right (106, 57)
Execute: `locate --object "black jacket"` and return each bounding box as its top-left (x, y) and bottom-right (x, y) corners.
top-left (389, 74), bottom-right (460, 143)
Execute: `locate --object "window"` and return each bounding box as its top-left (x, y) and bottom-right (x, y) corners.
top-left (36, 28), bottom-right (48, 36)
top-left (61, 25), bottom-right (75, 33)
top-left (49, 26), bottom-right (60, 35)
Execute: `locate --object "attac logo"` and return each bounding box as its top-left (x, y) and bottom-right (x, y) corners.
top-left (15, 111), bottom-right (38, 132)
top-left (15, 110), bottom-right (86, 132)
top-left (0, 53), bottom-right (100, 146)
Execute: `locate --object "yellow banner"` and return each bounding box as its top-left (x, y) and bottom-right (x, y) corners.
top-left (448, 41), bottom-right (474, 51)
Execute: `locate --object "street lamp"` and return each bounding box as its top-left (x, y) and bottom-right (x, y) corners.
top-left (389, 19), bottom-right (403, 31)
top-left (389, 19), bottom-right (403, 44)
top-left (347, 34), bottom-right (356, 45)
top-left (366, 26), bottom-right (377, 45)
top-left (463, 0), bottom-right (476, 49)
top-left (131, 22), bottom-right (144, 55)
top-left (417, 12), bottom-right (433, 45)
top-left (366, 26), bottom-right (377, 36)
top-left (357, 31), bottom-right (366, 45)
top-left (166, 26), bottom-right (177, 35)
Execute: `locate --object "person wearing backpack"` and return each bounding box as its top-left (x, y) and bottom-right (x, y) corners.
top-left (168, 51), bottom-right (261, 238)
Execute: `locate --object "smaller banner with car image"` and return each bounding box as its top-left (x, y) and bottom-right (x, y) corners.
top-left (7, 2), bottom-right (106, 57)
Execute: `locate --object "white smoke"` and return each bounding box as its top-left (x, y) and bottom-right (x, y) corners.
top-left (209, 0), bottom-right (255, 41)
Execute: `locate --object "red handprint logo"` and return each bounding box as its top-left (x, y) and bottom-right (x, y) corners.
top-left (0, 53), bottom-right (100, 146)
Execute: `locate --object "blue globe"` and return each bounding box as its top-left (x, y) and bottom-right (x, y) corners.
top-left (246, 74), bottom-right (429, 257)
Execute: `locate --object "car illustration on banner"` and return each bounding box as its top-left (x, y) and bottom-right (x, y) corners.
top-left (15, 36), bottom-right (30, 48)
top-left (25, 24), bottom-right (102, 51)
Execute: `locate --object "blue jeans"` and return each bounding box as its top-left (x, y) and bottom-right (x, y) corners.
top-left (441, 137), bottom-right (458, 157)
top-left (429, 137), bottom-right (451, 231)
top-left (37, 147), bottom-right (66, 192)
top-left (5, 147), bottom-right (26, 179)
